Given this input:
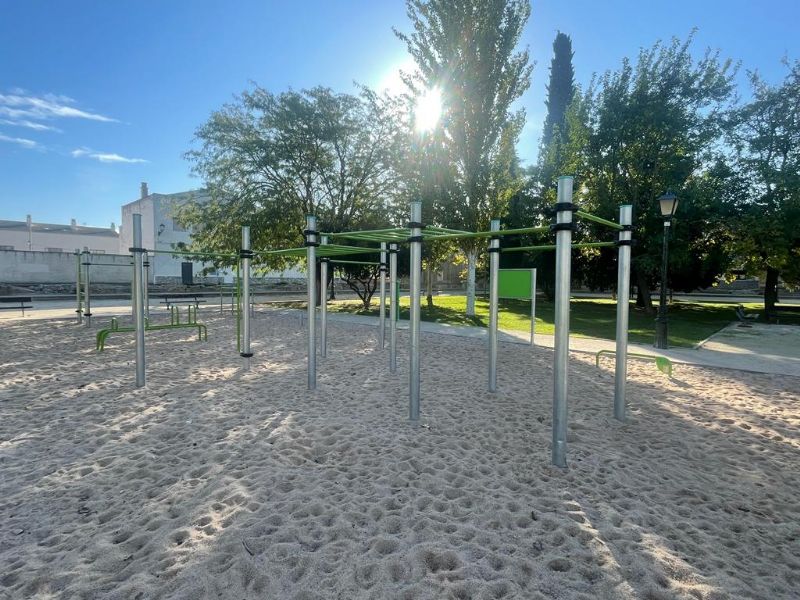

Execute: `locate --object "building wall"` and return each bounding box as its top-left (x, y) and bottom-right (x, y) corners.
top-left (120, 191), bottom-right (306, 283)
top-left (0, 250), bottom-right (132, 284)
top-left (0, 227), bottom-right (119, 254)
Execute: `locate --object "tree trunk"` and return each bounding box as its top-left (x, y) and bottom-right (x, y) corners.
top-left (426, 264), bottom-right (434, 309)
top-left (635, 268), bottom-right (654, 313)
top-left (764, 267), bottom-right (779, 316)
top-left (329, 272), bottom-right (336, 300)
top-left (465, 250), bottom-right (477, 316)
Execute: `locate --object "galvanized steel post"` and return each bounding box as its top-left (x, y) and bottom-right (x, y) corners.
top-left (132, 214), bottom-right (146, 387)
top-left (389, 242), bottom-right (398, 373)
top-left (530, 268), bottom-right (537, 345)
top-left (552, 176), bottom-right (574, 468)
top-left (306, 215), bottom-right (317, 390)
top-left (320, 235), bottom-right (329, 358)
top-left (488, 219), bottom-right (500, 392)
top-left (75, 250), bottom-right (82, 324)
top-left (143, 252), bottom-right (150, 321)
top-left (614, 205), bottom-right (633, 421)
top-left (379, 242), bottom-right (387, 349)
top-left (82, 249), bottom-right (92, 326)
top-left (240, 226), bottom-right (253, 358)
top-left (408, 202), bottom-right (422, 421)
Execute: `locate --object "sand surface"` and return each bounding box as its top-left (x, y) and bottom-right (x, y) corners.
top-left (1, 310), bottom-right (798, 599)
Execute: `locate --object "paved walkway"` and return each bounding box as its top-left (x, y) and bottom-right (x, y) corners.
top-left (279, 309), bottom-right (800, 378)
top-left (3, 300), bottom-right (798, 377)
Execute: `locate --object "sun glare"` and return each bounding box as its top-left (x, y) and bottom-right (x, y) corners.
top-left (415, 87), bottom-right (442, 133)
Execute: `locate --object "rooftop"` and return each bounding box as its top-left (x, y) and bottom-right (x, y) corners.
top-left (0, 219), bottom-right (119, 237)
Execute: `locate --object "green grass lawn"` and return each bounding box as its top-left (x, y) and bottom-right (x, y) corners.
top-left (307, 295), bottom-right (769, 347)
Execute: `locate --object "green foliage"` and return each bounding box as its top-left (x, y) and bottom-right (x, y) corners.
top-left (564, 34), bottom-right (737, 308)
top-left (728, 61), bottom-right (800, 311)
top-left (178, 86), bottom-right (402, 273)
top-left (538, 32), bottom-right (576, 191)
top-left (394, 0), bottom-right (533, 239)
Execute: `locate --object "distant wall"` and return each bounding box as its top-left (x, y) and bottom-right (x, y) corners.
top-left (0, 250), bottom-right (132, 284)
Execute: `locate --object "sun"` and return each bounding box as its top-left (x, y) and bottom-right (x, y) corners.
top-left (415, 87), bottom-right (442, 133)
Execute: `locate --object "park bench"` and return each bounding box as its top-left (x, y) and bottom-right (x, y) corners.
top-left (0, 296), bottom-right (33, 316)
top-left (735, 304), bottom-right (759, 327)
top-left (595, 349), bottom-right (673, 377)
top-left (157, 293), bottom-right (207, 309)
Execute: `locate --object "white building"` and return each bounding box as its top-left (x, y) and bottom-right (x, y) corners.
top-left (0, 216), bottom-right (119, 254)
top-left (120, 183), bottom-right (303, 283)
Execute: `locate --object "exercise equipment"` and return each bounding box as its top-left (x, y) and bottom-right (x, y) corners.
top-left (96, 305), bottom-right (207, 351)
top-left (595, 350), bottom-right (673, 377)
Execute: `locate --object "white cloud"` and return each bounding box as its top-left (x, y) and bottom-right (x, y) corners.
top-left (0, 118), bottom-right (61, 132)
top-left (0, 133), bottom-right (39, 149)
top-left (71, 147), bottom-right (147, 164)
top-left (0, 91), bottom-right (116, 123)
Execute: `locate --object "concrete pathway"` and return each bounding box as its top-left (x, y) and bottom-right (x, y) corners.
top-left (279, 308), bottom-right (800, 378)
top-left (3, 300), bottom-right (798, 377)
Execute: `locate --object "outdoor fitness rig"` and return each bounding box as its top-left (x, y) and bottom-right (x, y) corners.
top-left (75, 249), bottom-right (148, 326)
top-left (121, 216), bottom-right (255, 388)
top-left (96, 305), bottom-right (207, 351)
top-left (285, 175), bottom-right (634, 468)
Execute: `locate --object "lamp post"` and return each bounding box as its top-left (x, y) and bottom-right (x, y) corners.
top-left (655, 191), bottom-right (679, 349)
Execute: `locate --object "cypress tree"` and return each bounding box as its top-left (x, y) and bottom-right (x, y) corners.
top-left (539, 32), bottom-right (575, 163)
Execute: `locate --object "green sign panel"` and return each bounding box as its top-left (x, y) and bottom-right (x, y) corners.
top-left (498, 269), bottom-right (534, 299)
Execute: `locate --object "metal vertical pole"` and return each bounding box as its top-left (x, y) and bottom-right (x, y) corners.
top-left (143, 253), bottom-right (150, 321)
top-left (132, 214), bottom-right (146, 387)
top-left (530, 268), bottom-right (537, 345)
top-left (655, 219), bottom-right (671, 349)
top-left (306, 216), bottom-right (317, 390)
top-left (82, 250), bottom-right (92, 326)
top-left (552, 176), bottom-right (574, 468)
top-left (389, 242), bottom-right (398, 373)
top-left (614, 205), bottom-right (633, 421)
top-left (379, 242), bottom-right (387, 349)
top-left (75, 250), bottom-right (83, 324)
top-left (320, 235), bottom-right (329, 358)
top-left (409, 202), bottom-right (422, 421)
top-left (241, 226), bottom-right (253, 358)
top-left (488, 219), bottom-right (500, 392)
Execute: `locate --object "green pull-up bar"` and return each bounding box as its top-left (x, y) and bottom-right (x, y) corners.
top-left (502, 241), bottom-right (616, 253)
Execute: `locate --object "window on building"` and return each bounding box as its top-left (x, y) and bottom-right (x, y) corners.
top-left (45, 247), bottom-right (63, 253)
top-left (0, 245), bottom-right (13, 251)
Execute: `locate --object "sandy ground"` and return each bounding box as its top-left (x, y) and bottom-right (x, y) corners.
top-left (1, 311), bottom-right (798, 600)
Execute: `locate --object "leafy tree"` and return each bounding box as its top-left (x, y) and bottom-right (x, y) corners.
top-left (572, 34), bottom-right (737, 311)
top-left (178, 85), bottom-right (402, 302)
top-left (395, 0), bottom-right (532, 315)
top-left (728, 61), bottom-right (800, 314)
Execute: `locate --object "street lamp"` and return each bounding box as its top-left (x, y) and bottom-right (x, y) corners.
top-left (655, 191), bottom-right (679, 349)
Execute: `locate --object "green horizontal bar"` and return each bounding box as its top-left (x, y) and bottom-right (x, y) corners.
top-left (324, 227), bottom-right (405, 237)
top-left (422, 225), bottom-right (551, 241)
top-left (502, 241), bottom-right (616, 253)
top-left (256, 244), bottom-right (380, 258)
top-left (575, 211), bottom-right (623, 231)
top-left (330, 259), bottom-right (380, 265)
top-left (147, 249), bottom-right (237, 258)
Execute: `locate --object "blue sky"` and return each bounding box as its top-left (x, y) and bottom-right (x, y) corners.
top-left (1, 0), bottom-right (798, 228)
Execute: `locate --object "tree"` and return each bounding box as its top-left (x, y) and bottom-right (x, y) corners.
top-left (538, 31), bottom-right (576, 189)
top-left (729, 61), bottom-right (800, 314)
top-left (177, 85), bottom-right (402, 302)
top-left (395, 0), bottom-right (532, 315)
top-left (572, 34), bottom-right (737, 311)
